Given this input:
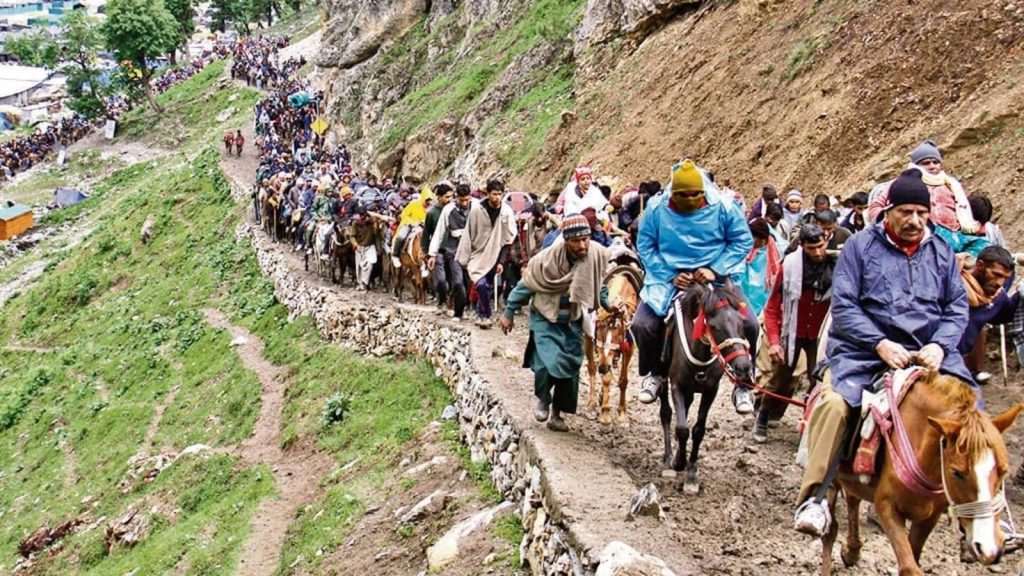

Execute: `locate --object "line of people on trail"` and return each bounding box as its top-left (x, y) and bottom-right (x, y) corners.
top-left (2, 40), bottom-right (237, 183)
top-left (242, 34), bottom-right (1020, 568)
top-left (0, 115), bottom-right (90, 181)
top-left (494, 146), bottom-right (1022, 571)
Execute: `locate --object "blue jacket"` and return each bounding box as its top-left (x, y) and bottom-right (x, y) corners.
top-left (827, 224), bottom-right (973, 406)
top-left (637, 186), bottom-right (753, 317)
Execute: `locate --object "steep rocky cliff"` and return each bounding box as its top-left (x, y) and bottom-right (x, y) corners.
top-left (317, 0), bottom-right (1024, 235)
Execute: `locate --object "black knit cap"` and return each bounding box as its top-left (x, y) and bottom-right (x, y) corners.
top-left (886, 168), bottom-right (930, 211)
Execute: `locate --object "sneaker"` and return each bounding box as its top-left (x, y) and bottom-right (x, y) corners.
top-left (638, 375), bottom-right (663, 404)
top-left (546, 415), bottom-right (569, 432)
top-left (794, 499), bottom-right (830, 537)
top-left (534, 398), bottom-right (550, 422)
top-left (752, 421), bottom-right (768, 443)
top-left (475, 317), bottom-right (493, 329)
top-left (975, 371), bottom-right (992, 385)
top-left (733, 387), bottom-right (754, 415)
top-left (391, 256), bottom-right (401, 268)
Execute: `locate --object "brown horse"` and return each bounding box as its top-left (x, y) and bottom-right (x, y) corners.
top-left (222, 130), bottom-right (234, 154)
top-left (821, 371), bottom-right (1022, 576)
top-left (394, 227), bottom-right (426, 304)
top-left (584, 265), bottom-right (642, 425)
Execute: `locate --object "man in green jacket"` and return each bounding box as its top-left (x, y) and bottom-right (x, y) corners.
top-left (499, 214), bottom-right (613, 432)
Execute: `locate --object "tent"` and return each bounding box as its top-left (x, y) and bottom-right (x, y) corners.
top-left (53, 188), bottom-right (89, 207)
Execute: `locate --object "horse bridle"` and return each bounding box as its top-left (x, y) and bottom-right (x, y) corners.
top-left (676, 296), bottom-right (751, 375)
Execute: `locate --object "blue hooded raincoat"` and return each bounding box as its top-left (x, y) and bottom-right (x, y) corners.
top-left (637, 184), bottom-right (753, 317)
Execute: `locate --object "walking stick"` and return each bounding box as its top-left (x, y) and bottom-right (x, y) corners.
top-left (1000, 324), bottom-right (1009, 386)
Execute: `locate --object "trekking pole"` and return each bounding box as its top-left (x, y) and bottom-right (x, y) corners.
top-left (1000, 324), bottom-right (1009, 386)
top-left (494, 272), bottom-right (501, 316)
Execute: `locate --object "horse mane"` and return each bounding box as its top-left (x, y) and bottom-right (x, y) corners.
top-left (681, 284), bottom-right (744, 318)
top-left (928, 374), bottom-right (1003, 458)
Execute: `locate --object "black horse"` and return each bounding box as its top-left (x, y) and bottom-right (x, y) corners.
top-left (658, 282), bottom-right (754, 495)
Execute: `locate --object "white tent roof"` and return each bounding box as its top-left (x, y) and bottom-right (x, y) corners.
top-left (0, 64), bottom-right (52, 99)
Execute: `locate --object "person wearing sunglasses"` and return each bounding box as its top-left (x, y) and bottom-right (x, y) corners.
top-left (867, 139), bottom-right (988, 256)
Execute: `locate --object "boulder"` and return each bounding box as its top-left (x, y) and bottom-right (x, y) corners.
top-left (319, 0), bottom-right (427, 69)
top-left (426, 501), bottom-right (514, 570)
top-left (596, 541), bottom-right (677, 576)
top-left (399, 489), bottom-right (448, 523)
top-left (577, 0), bottom-right (701, 47)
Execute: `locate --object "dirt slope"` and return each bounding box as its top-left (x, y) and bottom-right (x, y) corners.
top-left (550, 0), bottom-right (1024, 219)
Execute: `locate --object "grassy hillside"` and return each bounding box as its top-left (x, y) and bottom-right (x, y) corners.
top-left (0, 60), bottom-right (453, 575)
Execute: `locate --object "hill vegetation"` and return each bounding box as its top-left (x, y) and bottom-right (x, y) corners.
top-left (0, 58), bottom-right (473, 575)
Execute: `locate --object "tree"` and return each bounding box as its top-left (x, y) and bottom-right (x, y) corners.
top-left (59, 10), bottom-right (111, 119)
top-left (102, 0), bottom-right (179, 113)
top-left (164, 0), bottom-right (195, 65)
top-left (210, 0), bottom-right (252, 34)
top-left (3, 32), bottom-right (59, 68)
top-left (4, 12), bottom-right (110, 119)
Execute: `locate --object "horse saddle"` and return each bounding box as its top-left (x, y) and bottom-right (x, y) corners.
top-left (850, 367), bottom-right (926, 480)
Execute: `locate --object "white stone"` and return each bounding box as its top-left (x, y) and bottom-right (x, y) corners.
top-left (229, 336), bottom-right (248, 347)
top-left (426, 501), bottom-right (514, 570)
top-left (595, 541), bottom-right (677, 576)
top-left (399, 489), bottom-right (447, 523)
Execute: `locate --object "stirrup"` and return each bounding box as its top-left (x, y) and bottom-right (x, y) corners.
top-left (794, 499), bottom-right (831, 537)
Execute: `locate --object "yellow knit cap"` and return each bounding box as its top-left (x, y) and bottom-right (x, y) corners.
top-left (671, 159), bottom-right (704, 193)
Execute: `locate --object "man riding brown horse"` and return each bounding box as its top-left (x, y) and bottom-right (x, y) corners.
top-left (794, 168), bottom-right (1018, 573)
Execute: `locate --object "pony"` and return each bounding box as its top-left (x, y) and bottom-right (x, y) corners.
top-left (583, 264), bottom-right (642, 425)
top-left (394, 227), bottom-right (426, 304)
top-left (330, 219), bottom-right (356, 286)
top-left (222, 130), bottom-right (234, 154)
top-left (304, 219), bottom-right (333, 278)
top-left (819, 371), bottom-right (1022, 576)
top-left (659, 282), bottom-right (754, 494)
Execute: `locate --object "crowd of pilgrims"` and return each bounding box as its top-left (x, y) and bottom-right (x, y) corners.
top-left (1, 41), bottom-right (237, 185)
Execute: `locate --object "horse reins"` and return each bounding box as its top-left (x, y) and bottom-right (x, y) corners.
top-left (682, 297), bottom-right (808, 409)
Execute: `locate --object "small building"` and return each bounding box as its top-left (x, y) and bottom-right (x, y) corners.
top-left (0, 204), bottom-right (33, 239)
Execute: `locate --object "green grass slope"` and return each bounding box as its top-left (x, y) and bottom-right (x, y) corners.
top-left (0, 60), bottom-right (452, 575)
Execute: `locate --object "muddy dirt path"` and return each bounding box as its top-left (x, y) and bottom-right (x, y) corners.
top-left (219, 40), bottom-right (1023, 572)
top-left (203, 308), bottom-right (333, 576)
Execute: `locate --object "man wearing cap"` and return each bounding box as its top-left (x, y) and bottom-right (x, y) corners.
top-left (793, 168), bottom-right (974, 537)
top-left (782, 189), bottom-right (806, 238)
top-left (867, 139), bottom-right (987, 256)
top-left (499, 214), bottom-right (611, 432)
top-left (633, 159), bottom-right (758, 413)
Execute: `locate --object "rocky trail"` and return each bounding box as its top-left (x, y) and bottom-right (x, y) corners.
top-left (221, 138), bottom-right (1024, 573)
top-left (211, 26), bottom-right (1024, 571)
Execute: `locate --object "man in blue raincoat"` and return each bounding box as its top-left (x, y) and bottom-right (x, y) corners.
top-left (793, 168), bottom-right (974, 537)
top-left (633, 159), bottom-right (758, 413)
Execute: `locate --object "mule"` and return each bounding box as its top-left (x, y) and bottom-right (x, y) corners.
top-left (330, 219), bottom-right (356, 286)
top-left (394, 227), bottom-right (426, 304)
top-left (222, 131), bottom-right (234, 154)
top-left (820, 371), bottom-right (1022, 576)
top-left (305, 219), bottom-right (333, 278)
top-left (584, 265), bottom-right (642, 425)
top-left (659, 282), bottom-right (754, 494)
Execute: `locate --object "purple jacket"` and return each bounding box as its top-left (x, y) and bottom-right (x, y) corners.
top-left (827, 224), bottom-right (973, 406)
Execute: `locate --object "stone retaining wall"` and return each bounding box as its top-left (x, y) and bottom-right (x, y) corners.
top-left (226, 183), bottom-right (595, 575)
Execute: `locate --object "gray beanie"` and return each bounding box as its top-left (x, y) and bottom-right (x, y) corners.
top-left (909, 139), bottom-right (942, 165)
